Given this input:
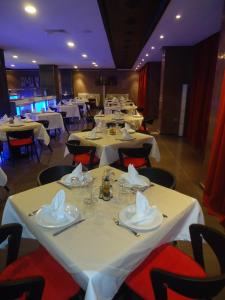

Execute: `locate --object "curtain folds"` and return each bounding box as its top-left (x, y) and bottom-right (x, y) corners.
top-left (137, 64), bottom-right (150, 116)
top-left (186, 34), bottom-right (219, 150)
top-left (203, 70), bottom-right (225, 224)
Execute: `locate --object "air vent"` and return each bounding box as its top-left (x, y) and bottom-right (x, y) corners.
top-left (45, 29), bottom-right (68, 35)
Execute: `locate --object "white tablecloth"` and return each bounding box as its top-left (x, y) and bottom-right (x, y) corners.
top-left (57, 104), bottom-right (81, 119)
top-left (66, 131), bottom-right (160, 166)
top-left (2, 166), bottom-right (204, 300)
top-left (94, 114), bottom-right (143, 130)
top-left (31, 112), bottom-right (65, 131)
top-left (0, 121), bottom-right (50, 145)
top-left (104, 105), bottom-right (137, 115)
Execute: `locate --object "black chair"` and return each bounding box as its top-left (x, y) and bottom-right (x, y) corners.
top-left (88, 98), bottom-right (97, 110)
top-left (48, 106), bottom-right (57, 112)
top-left (6, 130), bottom-right (39, 164)
top-left (118, 144), bottom-right (152, 169)
top-left (35, 120), bottom-right (53, 152)
top-left (0, 223), bottom-right (82, 299)
top-left (0, 223), bottom-right (45, 300)
top-left (138, 167), bottom-right (176, 189)
top-left (151, 224), bottom-right (225, 300)
top-left (37, 165), bottom-right (76, 185)
top-left (125, 224), bottom-right (225, 300)
top-left (59, 111), bottom-right (69, 134)
top-left (66, 141), bottom-right (99, 170)
top-left (78, 104), bottom-right (85, 120)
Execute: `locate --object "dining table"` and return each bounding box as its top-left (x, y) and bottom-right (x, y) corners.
top-left (0, 120), bottom-right (50, 145)
top-left (65, 131), bottom-right (160, 166)
top-left (2, 165), bottom-right (204, 300)
top-left (57, 103), bottom-right (81, 119)
top-left (94, 114), bottom-right (143, 130)
top-left (30, 112), bottom-right (65, 132)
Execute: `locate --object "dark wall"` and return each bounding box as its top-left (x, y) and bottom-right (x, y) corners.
top-left (160, 46), bottom-right (194, 134)
top-left (6, 69), bottom-right (39, 90)
top-left (148, 62), bottom-right (161, 119)
top-left (60, 69), bottom-right (73, 96)
top-left (73, 69), bottom-right (139, 103)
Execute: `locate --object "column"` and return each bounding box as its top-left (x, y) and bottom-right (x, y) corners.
top-left (39, 65), bottom-right (60, 100)
top-left (0, 49), bottom-right (10, 115)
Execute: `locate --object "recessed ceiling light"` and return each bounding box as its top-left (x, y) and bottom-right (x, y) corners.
top-left (32, 60), bottom-right (37, 63)
top-left (175, 14), bottom-right (182, 20)
top-left (160, 35), bottom-right (164, 39)
top-left (10, 64), bottom-right (15, 67)
top-left (94, 64), bottom-right (98, 67)
top-left (12, 55), bottom-right (18, 59)
top-left (142, 59), bottom-right (144, 62)
top-left (92, 62), bottom-right (96, 65)
top-left (24, 4), bottom-right (37, 15)
top-left (82, 53), bottom-right (87, 58)
top-left (74, 65), bottom-right (78, 69)
top-left (145, 53), bottom-right (149, 57)
top-left (151, 46), bottom-right (155, 50)
top-left (67, 41), bottom-right (75, 48)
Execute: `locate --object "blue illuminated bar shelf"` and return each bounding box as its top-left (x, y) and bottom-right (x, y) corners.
top-left (10, 96), bottom-right (57, 116)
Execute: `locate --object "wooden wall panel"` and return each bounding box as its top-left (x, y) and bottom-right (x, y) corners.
top-left (73, 70), bottom-right (139, 103)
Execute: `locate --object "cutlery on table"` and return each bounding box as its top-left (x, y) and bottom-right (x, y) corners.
top-left (53, 218), bottom-right (85, 236)
top-left (28, 209), bottom-right (39, 217)
top-left (113, 218), bottom-right (140, 237)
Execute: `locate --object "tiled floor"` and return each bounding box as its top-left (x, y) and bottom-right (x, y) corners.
top-left (0, 121), bottom-right (224, 299)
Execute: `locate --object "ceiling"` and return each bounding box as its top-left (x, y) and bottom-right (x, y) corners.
top-left (0, 0), bottom-right (224, 70)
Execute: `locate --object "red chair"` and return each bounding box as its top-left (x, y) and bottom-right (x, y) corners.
top-left (6, 129), bottom-right (39, 164)
top-left (124, 224), bottom-right (225, 300)
top-left (66, 140), bottom-right (99, 169)
top-left (0, 223), bottom-right (83, 300)
top-left (118, 144), bottom-right (152, 169)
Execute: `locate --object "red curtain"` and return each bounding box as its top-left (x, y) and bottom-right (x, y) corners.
top-left (186, 34), bottom-right (219, 150)
top-left (203, 70), bottom-right (225, 224)
top-left (137, 64), bottom-right (149, 116)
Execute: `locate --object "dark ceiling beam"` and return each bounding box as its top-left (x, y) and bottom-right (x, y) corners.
top-left (97, 0), bottom-right (171, 69)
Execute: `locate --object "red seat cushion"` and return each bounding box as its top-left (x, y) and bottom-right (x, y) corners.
top-left (0, 246), bottom-right (80, 300)
top-left (9, 138), bottom-right (33, 146)
top-left (123, 157), bottom-right (147, 168)
top-left (125, 244), bottom-right (206, 300)
top-left (139, 125), bottom-right (146, 131)
top-left (73, 153), bottom-right (99, 165)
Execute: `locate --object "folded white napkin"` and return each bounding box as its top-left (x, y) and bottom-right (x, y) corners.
top-left (88, 127), bottom-right (97, 138)
top-left (121, 164), bottom-right (149, 187)
top-left (25, 113), bottom-right (31, 119)
top-left (47, 108), bottom-right (53, 112)
top-left (121, 128), bottom-right (132, 140)
top-left (1, 114), bottom-right (8, 122)
top-left (63, 163), bottom-right (83, 185)
top-left (97, 110), bottom-right (103, 115)
top-left (14, 117), bottom-right (21, 124)
top-left (125, 123), bottom-right (131, 130)
top-left (41, 190), bottom-right (73, 221)
top-left (128, 191), bottom-right (156, 225)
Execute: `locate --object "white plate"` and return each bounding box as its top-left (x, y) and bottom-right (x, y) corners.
top-left (117, 137), bottom-right (136, 141)
top-left (60, 173), bottom-right (93, 187)
top-left (119, 205), bottom-right (163, 232)
top-left (35, 204), bottom-right (79, 228)
top-left (85, 136), bottom-right (102, 140)
top-left (23, 119), bottom-right (33, 123)
top-left (127, 129), bottom-right (135, 134)
top-left (118, 174), bottom-right (150, 188)
top-left (9, 124), bottom-right (24, 127)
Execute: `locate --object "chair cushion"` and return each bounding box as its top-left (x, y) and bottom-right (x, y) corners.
top-left (125, 244), bottom-right (206, 300)
top-left (0, 246), bottom-right (80, 300)
top-left (73, 153), bottom-right (99, 165)
top-left (123, 157), bottom-right (146, 168)
top-left (9, 138), bottom-right (33, 146)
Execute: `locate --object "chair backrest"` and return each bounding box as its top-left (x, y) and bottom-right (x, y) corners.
top-left (0, 276), bottom-right (45, 300)
top-left (6, 129), bottom-right (34, 140)
top-left (78, 105), bottom-right (84, 118)
top-left (151, 224), bottom-right (225, 300)
top-left (37, 165), bottom-right (76, 185)
top-left (138, 167), bottom-right (176, 189)
top-left (0, 224), bottom-right (45, 300)
top-left (118, 144), bottom-right (152, 167)
top-left (36, 119), bottom-right (49, 129)
top-left (0, 223), bottom-right (22, 266)
top-left (66, 142), bottom-right (97, 168)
